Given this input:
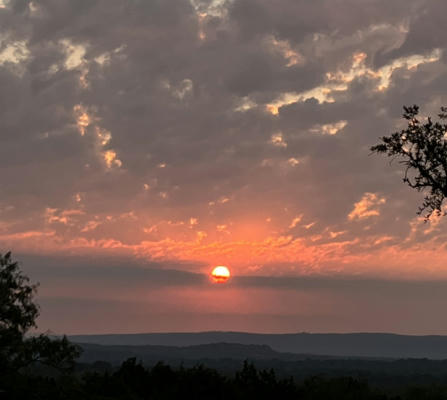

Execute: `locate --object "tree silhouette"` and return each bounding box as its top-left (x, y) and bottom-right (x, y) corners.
top-left (371, 105), bottom-right (447, 220)
top-left (0, 252), bottom-right (80, 374)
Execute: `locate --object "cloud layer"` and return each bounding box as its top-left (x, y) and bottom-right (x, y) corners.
top-left (2, 0), bottom-right (447, 333)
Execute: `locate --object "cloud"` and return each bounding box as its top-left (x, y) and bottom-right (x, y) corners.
top-left (1, 0), bottom-right (447, 309)
top-left (31, 260), bottom-right (447, 334)
top-left (348, 193), bottom-right (386, 221)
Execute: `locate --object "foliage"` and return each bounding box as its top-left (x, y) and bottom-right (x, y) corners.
top-left (371, 105), bottom-right (447, 220)
top-left (0, 252), bottom-right (81, 374)
top-left (7, 357), bottom-right (447, 400)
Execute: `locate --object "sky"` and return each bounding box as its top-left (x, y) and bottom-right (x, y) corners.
top-left (2, 0), bottom-right (447, 334)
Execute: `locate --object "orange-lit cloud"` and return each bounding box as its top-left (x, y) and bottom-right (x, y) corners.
top-left (348, 193), bottom-right (386, 221)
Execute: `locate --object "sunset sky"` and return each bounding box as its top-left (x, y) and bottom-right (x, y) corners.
top-left (2, 0), bottom-right (447, 334)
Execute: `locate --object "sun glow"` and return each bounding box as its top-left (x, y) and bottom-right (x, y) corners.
top-left (211, 265), bottom-right (231, 283)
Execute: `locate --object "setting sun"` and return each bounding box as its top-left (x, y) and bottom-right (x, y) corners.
top-left (211, 265), bottom-right (231, 283)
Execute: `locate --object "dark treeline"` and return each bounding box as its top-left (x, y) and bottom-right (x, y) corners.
top-left (4, 358), bottom-right (447, 400)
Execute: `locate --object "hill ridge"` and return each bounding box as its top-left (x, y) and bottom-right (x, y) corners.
top-left (69, 332), bottom-right (447, 359)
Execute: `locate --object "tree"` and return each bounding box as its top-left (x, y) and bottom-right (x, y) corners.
top-left (371, 105), bottom-right (447, 220)
top-left (0, 252), bottom-right (80, 374)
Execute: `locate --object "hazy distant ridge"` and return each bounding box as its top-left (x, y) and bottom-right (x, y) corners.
top-left (76, 342), bottom-right (317, 365)
top-left (69, 332), bottom-right (447, 359)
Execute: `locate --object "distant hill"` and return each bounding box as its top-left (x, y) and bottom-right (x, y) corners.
top-left (76, 342), bottom-right (334, 365)
top-left (70, 332), bottom-right (447, 359)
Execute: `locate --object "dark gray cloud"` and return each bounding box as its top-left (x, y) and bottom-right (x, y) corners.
top-left (19, 253), bottom-right (207, 287)
top-left (234, 274), bottom-right (447, 298)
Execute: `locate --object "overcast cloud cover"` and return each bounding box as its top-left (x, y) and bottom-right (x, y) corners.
top-left (2, 0), bottom-right (447, 333)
